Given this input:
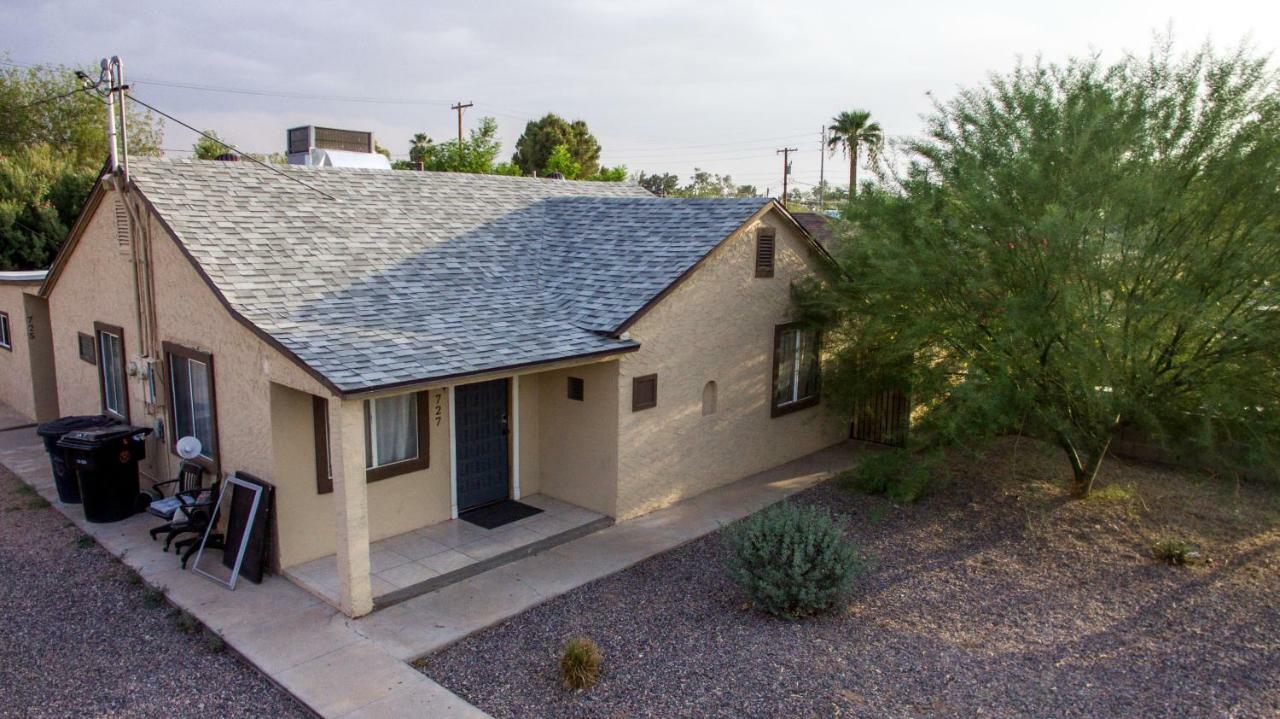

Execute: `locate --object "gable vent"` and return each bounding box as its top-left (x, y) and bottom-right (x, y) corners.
top-left (113, 198), bottom-right (131, 250)
top-left (755, 226), bottom-right (776, 278)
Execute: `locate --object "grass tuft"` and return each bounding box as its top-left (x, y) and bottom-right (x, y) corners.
top-left (173, 610), bottom-right (201, 635)
top-left (1152, 537), bottom-right (1208, 566)
top-left (559, 636), bottom-right (602, 691)
top-left (74, 534), bottom-right (95, 550)
top-left (204, 631), bottom-right (226, 653)
top-left (141, 583), bottom-right (166, 609)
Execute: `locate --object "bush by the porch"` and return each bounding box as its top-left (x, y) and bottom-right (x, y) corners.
top-left (724, 502), bottom-right (861, 620)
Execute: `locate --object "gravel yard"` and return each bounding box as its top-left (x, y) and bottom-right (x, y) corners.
top-left (421, 438), bottom-right (1280, 718)
top-left (0, 463), bottom-right (309, 719)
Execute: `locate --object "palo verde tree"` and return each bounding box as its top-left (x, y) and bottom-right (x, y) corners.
top-left (798, 41), bottom-right (1280, 496)
top-left (827, 109), bottom-right (882, 195)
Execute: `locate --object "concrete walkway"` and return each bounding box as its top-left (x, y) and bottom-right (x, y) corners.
top-left (0, 407), bottom-right (862, 718)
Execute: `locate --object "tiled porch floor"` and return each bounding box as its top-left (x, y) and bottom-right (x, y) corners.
top-left (285, 494), bottom-right (607, 608)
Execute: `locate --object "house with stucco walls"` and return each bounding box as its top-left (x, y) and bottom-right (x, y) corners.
top-left (25, 144), bottom-right (844, 617)
top-left (0, 270), bottom-right (58, 425)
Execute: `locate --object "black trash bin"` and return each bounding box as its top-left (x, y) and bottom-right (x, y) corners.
top-left (35, 415), bottom-right (121, 503)
top-left (57, 425), bottom-right (153, 523)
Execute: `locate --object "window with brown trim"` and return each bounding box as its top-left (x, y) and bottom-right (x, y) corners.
top-left (0, 311), bottom-right (10, 351)
top-left (163, 341), bottom-right (218, 472)
top-left (771, 323), bottom-right (820, 417)
top-left (755, 226), bottom-right (776, 278)
top-left (313, 395), bottom-right (332, 494)
top-left (567, 376), bottom-right (585, 402)
top-left (95, 322), bottom-right (129, 422)
top-left (363, 391), bottom-right (430, 483)
top-left (632, 374), bottom-right (658, 412)
top-left (77, 332), bottom-right (96, 364)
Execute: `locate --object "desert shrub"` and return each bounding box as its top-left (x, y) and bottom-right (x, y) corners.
top-left (841, 449), bottom-right (946, 504)
top-left (559, 636), bottom-right (602, 691)
top-left (725, 502), bottom-right (861, 620)
top-left (173, 610), bottom-right (201, 635)
top-left (1152, 537), bottom-right (1207, 566)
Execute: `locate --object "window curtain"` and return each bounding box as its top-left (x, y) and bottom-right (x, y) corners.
top-left (367, 394), bottom-right (417, 467)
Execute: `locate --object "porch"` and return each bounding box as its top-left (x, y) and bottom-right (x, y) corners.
top-left (285, 494), bottom-right (611, 610)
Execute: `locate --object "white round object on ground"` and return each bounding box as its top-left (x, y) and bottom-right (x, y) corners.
top-left (176, 436), bottom-right (202, 460)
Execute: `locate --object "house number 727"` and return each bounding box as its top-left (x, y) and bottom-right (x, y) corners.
top-left (434, 392), bottom-right (443, 426)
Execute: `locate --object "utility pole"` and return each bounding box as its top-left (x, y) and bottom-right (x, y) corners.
top-left (776, 147), bottom-right (797, 206)
top-left (451, 101), bottom-right (473, 165)
top-left (450, 101), bottom-right (473, 145)
top-left (818, 126), bottom-right (826, 212)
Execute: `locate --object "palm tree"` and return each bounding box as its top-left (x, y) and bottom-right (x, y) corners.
top-left (827, 110), bottom-right (882, 195)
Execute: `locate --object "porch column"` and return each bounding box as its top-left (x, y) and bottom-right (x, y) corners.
top-left (329, 397), bottom-right (373, 617)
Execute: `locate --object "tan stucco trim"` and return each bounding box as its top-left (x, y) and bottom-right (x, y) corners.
top-left (611, 200), bottom-right (834, 336)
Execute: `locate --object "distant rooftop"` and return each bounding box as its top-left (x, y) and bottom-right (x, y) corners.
top-left (0, 270), bottom-right (48, 284)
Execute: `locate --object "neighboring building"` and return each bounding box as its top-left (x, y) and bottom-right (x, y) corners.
top-left (791, 211), bottom-right (839, 252)
top-left (0, 270), bottom-right (58, 424)
top-left (34, 147), bottom-right (843, 617)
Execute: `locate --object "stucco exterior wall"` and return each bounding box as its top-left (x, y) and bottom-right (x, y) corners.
top-left (615, 209), bottom-right (847, 519)
top-left (47, 187), bottom-right (331, 562)
top-left (536, 361), bottom-right (620, 517)
top-left (0, 282), bottom-right (53, 421)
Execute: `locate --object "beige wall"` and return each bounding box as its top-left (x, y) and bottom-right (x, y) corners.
top-left (0, 282), bottom-right (55, 421)
top-left (615, 209), bottom-right (847, 519)
top-left (47, 187), bottom-right (331, 564)
top-left (535, 361), bottom-right (620, 516)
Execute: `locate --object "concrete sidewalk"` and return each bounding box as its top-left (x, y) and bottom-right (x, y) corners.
top-left (0, 408), bottom-right (861, 718)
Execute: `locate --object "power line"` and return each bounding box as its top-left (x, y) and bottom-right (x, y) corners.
top-left (123, 93), bottom-right (336, 200)
top-left (17, 85), bottom-right (91, 109)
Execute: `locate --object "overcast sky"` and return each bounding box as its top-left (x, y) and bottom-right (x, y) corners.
top-left (2, 0), bottom-right (1273, 193)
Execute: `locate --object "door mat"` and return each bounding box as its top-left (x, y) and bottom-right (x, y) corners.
top-left (460, 500), bottom-right (543, 530)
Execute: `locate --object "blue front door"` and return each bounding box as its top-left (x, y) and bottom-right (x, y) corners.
top-left (454, 378), bottom-right (511, 510)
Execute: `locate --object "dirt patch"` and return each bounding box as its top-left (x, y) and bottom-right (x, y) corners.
top-left (0, 464), bottom-right (309, 719)
top-left (420, 438), bottom-right (1280, 718)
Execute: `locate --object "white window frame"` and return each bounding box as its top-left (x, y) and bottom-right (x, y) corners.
top-left (772, 325), bottom-right (820, 417)
top-left (0, 312), bottom-right (11, 350)
top-left (98, 329), bottom-right (126, 418)
top-left (169, 353), bottom-right (214, 461)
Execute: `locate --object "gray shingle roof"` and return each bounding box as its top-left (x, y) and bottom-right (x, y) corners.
top-left (128, 158), bottom-right (769, 393)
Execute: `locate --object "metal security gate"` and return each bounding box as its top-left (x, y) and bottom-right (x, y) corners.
top-left (454, 378), bottom-right (511, 510)
top-left (849, 389), bottom-right (910, 447)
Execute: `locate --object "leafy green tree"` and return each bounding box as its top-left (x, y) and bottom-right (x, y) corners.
top-left (193, 129), bottom-right (232, 159)
top-left (400, 118), bottom-right (503, 174)
top-left (799, 43), bottom-right (1280, 497)
top-left (584, 164), bottom-right (627, 182)
top-left (0, 59), bottom-right (163, 269)
top-left (491, 161), bottom-right (523, 176)
top-left (827, 110), bottom-right (881, 195)
top-left (636, 171), bottom-right (680, 196)
top-left (0, 145), bottom-right (94, 269)
top-left (543, 144), bottom-right (582, 178)
top-left (511, 114), bottom-right (601, 177)
top-left (673, 168), bottom-right (758, 198)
